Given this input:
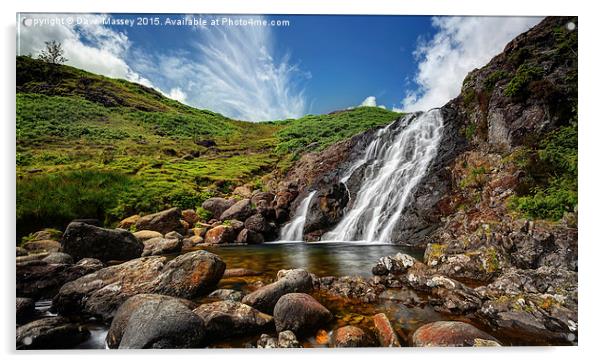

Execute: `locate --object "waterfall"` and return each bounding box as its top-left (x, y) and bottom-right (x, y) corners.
top-left (323, 109), bottom-right (444, 243)
top-left (279, 191), bottom-right (317, 241)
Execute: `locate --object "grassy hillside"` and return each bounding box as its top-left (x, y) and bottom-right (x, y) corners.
top-left (16, 56), bottom-right (400, 236)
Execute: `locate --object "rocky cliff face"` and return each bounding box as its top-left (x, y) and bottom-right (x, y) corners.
top-left (281, 17), bottom-right (577, 251)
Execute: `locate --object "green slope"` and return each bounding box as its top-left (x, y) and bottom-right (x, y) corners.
top-left (16, 56), bottom-right (401, 236)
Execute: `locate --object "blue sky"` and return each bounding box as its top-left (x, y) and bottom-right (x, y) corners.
top-left (18, 14), bottom-right (542, 121)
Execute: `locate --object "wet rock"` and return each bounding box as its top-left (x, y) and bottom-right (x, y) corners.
top-left (134, 207), bottom-right (184, 235)
top-left (205, 225), bottom-right (236, 245)
top-left (16, 317), bottom-right (90, 350)
top-left (117, 215), bottom-right (140, 230)
top-left (16, 297), bottom-right (36, 323)
top-left (61, 222), bottom-right (143, 262)
top-left (142, 231), bottom-right (183, 256)
top-left (223, 268), bottom-right (262, 278)
top-left (235, 228), bottom-right (264, 244)
top-left (332, 325), bottom-right (369, 347)
top-left (181, 209), bottom-right (200, 226)
top-left (242, 269), bottom-right (313, 314)
top-left (107, 294), bottom-right (203, 349)
top-left (317, 275), bottom-right (381, 303)
top-left (256, 334), bottom-right (278, 348)
top-left (23, 239), bottom-right (61, 253)
top-left (208, 289), bottom-right (243, 302)
top-left (412, 321), bottom-right (500, 347)
top-left (42, 252), bottom-right (74, 265)
top-left (373, 313), bottom-right (401, 347)
top-left (303, 183), bottom-right (350, 237)
top-left (133, 230), bottom-right (163, 242)
top-left (54, 250), bottom-right (225, 320)
top-left (273, 293), bottom-right (332, 336)
top-left (278, 330), bottom-right (301, 348)
top-left (202, 198), bottom-right (236, 219)
top-left (372, 253), bottom-right (419, 276)
top-left (193, 301), bottom-right (273, 340)
top-left (16, 258), bottom-right (104, 299)
top-left (244, 213), bottom-right (274, 234)
top-left (220, 199), bottom-right (254, 221)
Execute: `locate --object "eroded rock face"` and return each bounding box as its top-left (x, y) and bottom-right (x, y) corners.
top-left (106, 294), bottom-right (204, 349)
top-left (16, 258), bottom-right (104, 299)
top-left (61, 222), bottom-right (143, 262)
top-left (193, 301), bottom-right (273, 340)
top-left (53, 250), bottom-right (225, 320)
top-left (16, 317), bottom-right (90, 350)
top-left (412, 321), bottom-right (500, 347)
top-left (332, 325), bottom-right (369, 347)
top-left (242, 269), bottom-right (313, 314)
top-left (273, 293), bottom-right (332, 336)
top-left (135, 207), bottom-right (184, 235)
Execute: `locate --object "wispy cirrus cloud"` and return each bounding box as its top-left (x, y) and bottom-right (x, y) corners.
top-left (141, 17), bottom-right (309, 121)
top-left (400, 16), bottom-right (543, 112)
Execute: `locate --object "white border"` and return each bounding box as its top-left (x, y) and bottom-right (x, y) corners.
top-left (2, 1), bottom-right (600, 363)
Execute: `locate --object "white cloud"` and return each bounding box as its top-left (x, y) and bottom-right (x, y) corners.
top-left (400, 16), bottom-right (543, 112)
top-left (359, 96), bottom-right (386, 109)
top-left (18, 14), bottom-right (154, 88)
top-left (164, 87), bottom-right (188, 103)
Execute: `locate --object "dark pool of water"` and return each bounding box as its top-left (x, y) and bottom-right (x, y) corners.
top-left (202, 241), bottom-right (424, 278)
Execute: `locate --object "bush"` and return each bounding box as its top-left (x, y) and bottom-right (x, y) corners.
top-left (504, 64), bottom-right (543, 99)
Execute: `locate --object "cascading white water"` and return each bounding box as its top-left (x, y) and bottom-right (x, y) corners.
top-left (279, 191), bottom-right (317, 241)
top-left (322, 109), bottom-right (444, 243)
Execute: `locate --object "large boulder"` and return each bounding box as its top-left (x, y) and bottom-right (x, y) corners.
top-left (61, 222), bottom-right (143, 262)
top-left (241, 269), bottom-right (313, 314)
top-left (106, 294), bottom-right (204, 349)
top-left (303, 183), bottom-right (350, 238)
top-left (42, 252), bottom-right (74, 265)
top-left (133, 230), bottom-right (163, 242)
top-left (193, 301), bottom-right (273, 340)
top-left (16, 317), bottom-right (90, 350)
top-left (244, 214), bottom-right (274, 234)
top-left (53, 250), bottom-right (226, 320)
top-left (141, 231), bottom-right (183, 256)
top-left (332, 325), bottom-right (369, 347)
top-left (134, 207), bottom-right (184, 235)
top-left (204, 225), bottom-right (236, 245)
top-left (220, 199), bottom-right (254, 221)
top-left (273, 293), bottom-right (332, 336)
top-left (235, 228), bottom-right (264, 244)
top-left (16, 258), bottom-right (104, 299)
top-left (412, 321), bottom-right (500, 347)
top-left (201, 198), bottom-right (236, 219)
top-left (16, 297), bottom-right (36, 323)
top-left (22, 240), bottom-right (61, 253)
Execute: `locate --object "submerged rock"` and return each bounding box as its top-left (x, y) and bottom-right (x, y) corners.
top-left (61, 222), bottom-right (143, 262)
top-left (193, 300), bottom-right (273, 340)
top-left (412, 321), bottom-right (500, 347)
top-left (273, 293), bottom-right (332, 336)
top-left (107, 294), bottom-right (204, 349)
top-left (16, 317), bottom-right (90, 350)
top-left (332, 325), bottom-right (369, 347)
top-left (242, 269), bottom-right (313, 314)
top-left (135, 207), bottom-right (184, 235)
top-left (278, 330), bottom-right (301, 348)
top-left (53, 250), bottom-right (225, 320)
top-left (373, 313), bottom-right (401, 347)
